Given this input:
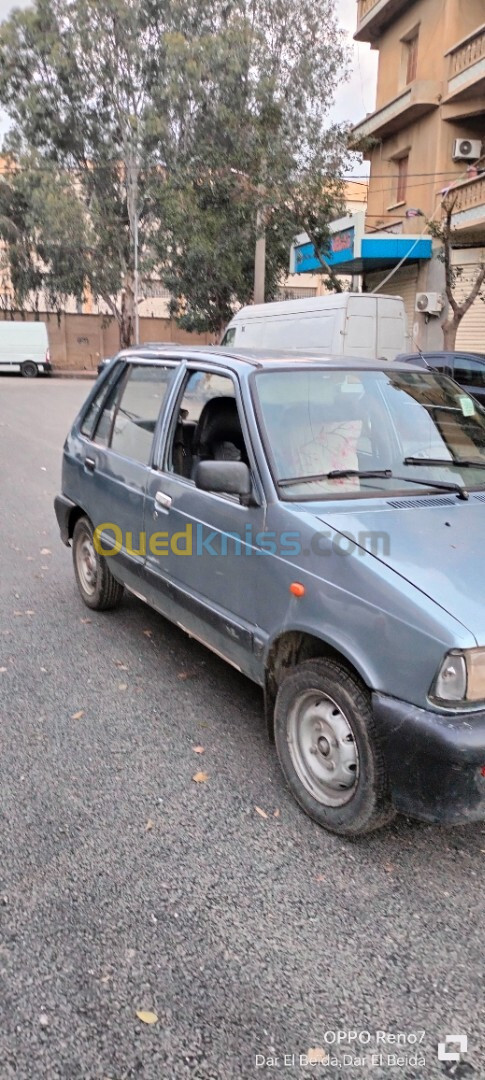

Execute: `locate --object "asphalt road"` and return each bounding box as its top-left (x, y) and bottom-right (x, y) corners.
top-left (0, 376), bottom-right (483, 1080)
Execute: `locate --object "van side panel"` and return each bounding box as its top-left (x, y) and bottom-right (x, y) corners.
top-left (0, 323), bottom-right (49, 371)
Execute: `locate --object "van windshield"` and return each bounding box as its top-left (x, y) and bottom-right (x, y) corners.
top-left (254, 368), bottom-right (485, 499)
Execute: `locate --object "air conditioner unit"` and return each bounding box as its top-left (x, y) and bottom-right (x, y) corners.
top-left (415, 292), bottom-right (443, 315)
top-left (452, 138), bottom-right (482, 162)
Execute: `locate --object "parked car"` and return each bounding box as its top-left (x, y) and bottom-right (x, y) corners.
top-left (0, 321), bottom-right (51, 377)
top-left (97, 355), bottom-right (116, 376)
top-left (397, 350), bottom-right (485, 406)
top-left (222, 292), bottom-right (409, 360)
top-left (55, 346), bottom-right (485, 836)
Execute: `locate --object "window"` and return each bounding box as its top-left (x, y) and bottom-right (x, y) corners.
top-left (453, 357), bottom-right (485, 389)
top-left (165, 370), bottom-right (248, 481)
top-left (406, 32), bottom-right (419, 83)
top-left (396, 156), bottom-right (409, 204)
top-left (81, 362), bottom-right (123, 439)
top-left (221, 328), bottom-right (236, 346)
top-left (109, 364), bottom-right (175, 464)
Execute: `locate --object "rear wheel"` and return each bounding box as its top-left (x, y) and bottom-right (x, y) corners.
top-left (21, 361), bottom-right (38, 378)
top-left (274, 658), bottom-right (395, 836)
top-left (72, 516), bottom-right (124, 611)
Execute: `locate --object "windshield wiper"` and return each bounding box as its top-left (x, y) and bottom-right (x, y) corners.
top-left (278, 469), bottom-right (392, 489)
top-left (279, 467), bottom-right (469, 500)
top-left (404, 457), bottom-right (485, 469)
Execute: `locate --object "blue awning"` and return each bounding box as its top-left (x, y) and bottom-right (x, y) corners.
top-left (291, 216), bottom-right (433, 276)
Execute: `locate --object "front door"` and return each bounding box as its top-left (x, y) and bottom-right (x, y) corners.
top-left (144, 366), bottom-right (266, 678)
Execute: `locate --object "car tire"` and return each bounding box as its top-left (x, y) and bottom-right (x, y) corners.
top-left (21, 361), bottom-right (38, 378)
top-left (72, 516), bottom-right (124, 611)
top-left (274, 658), bottom-right (396, 836)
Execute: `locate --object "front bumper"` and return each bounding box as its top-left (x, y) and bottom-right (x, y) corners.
top-left (373, 692), bottom-right (485, 824)
top-left (54, 494), bottom-right (76, 545)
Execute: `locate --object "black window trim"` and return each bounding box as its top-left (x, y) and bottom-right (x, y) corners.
top-left (79, 359), bottom-right (126, 441)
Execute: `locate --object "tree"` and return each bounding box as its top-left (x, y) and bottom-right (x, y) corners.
top-left (428, 192), bottom-right (485, 351)
top-left (151, 0), bottom-right (350, 333)
top-left (0, 0), bottom-right (350, 344)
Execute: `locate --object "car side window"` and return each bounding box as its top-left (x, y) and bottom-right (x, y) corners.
top-left (80, 362), bottom-right (123, 439)
top-left (453, 357), bottom-right (485, 389)
top-left (109, 364), bottom-right (176, 464)
top-left (163, 370), bottom-right (249, 481)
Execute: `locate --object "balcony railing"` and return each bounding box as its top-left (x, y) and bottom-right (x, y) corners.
top-left (446, 175), bottom-right (485, 233)
top-left (446, 25), bottom-right (485, 100)
top-left (449, 26), bottom-right (485, 77)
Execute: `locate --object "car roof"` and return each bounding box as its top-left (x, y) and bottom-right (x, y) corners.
top-left (116, 344), bottom-right (425, 374)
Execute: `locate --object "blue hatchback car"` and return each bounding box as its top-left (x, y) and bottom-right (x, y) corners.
top-left (55, 345), bottom-right (485, 836)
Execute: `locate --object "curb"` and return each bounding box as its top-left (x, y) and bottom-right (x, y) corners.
top-left (52, 370), bottom-right (97, 380)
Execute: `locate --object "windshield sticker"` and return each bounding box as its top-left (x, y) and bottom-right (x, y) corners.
top-left (459, 396), bottom-right (475, 417)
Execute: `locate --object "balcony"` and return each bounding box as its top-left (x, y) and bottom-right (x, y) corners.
top-left (446, 175), bottom-right (485, 235)
top-left (352, 81), bottom-right (440, 145)
top-left (445, 25), bottom-right (485, 103)
top-left (355, 0), bottom-right (417, 44)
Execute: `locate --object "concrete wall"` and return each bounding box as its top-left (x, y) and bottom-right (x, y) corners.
top-left (0, 311), bottom-right (212, 371)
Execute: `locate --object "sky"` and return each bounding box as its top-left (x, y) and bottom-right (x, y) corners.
top-left (0, 0), bottom-right (379, 172)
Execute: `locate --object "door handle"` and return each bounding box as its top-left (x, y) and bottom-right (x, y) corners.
top-left (155, 491), bottom-right (172, 510)
top-left (84, 457), bottom-right (96, 473)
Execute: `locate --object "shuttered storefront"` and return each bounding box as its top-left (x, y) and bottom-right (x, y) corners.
top-left (365, 267), bottom-right (419, 348)
top-left (454, 262), bottom-right (485, 353)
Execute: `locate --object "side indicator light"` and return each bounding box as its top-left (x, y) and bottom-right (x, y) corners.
top-left (481, 766), bottom-right (485, 778)
top-left (290, 583), bottom-right (305, 598)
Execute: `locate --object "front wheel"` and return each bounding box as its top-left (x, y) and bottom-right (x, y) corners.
top-left (21, 361), bottom-right (38, 378)
top-left (72, 516), bottom-right (124, 611)
top-left (274, 658), bottom-right (395, 836)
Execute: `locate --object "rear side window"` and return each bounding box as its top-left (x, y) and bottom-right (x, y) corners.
top-left (81, 361), bottom-right (123, 439)
top-left (109, 364), bottom-right (175, 464)
top-left (453, 356), bottom-right (485, 389)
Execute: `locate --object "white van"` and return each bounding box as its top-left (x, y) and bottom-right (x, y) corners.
top-left (0, 321), bottom-right (51, 377)
top-left (221, 293), bottom-right (408, 361)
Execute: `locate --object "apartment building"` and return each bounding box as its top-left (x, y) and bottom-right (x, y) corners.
top-left (353, 0), bottom-right (485, 351)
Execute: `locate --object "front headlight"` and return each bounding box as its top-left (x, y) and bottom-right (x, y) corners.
top-left (432, 648), bottom-right (485, 704)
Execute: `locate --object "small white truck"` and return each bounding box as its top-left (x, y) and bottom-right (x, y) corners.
top-left (0, 321), bottom-right (51, 377)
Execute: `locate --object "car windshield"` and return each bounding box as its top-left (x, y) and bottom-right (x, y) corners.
top-left (254, 367), bottom-right (485, 499)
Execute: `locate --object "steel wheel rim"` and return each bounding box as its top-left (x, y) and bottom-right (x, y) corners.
top-left (287, 689), bottom-right (359, 807)
top-left (76, 530), bottom-right (97, 596)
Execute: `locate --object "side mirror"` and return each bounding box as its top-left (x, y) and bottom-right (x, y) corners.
top-left (194, 460), bottom-right (252, 500)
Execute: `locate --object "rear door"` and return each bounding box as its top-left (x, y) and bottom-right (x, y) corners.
top-left (343, 296), bottom-right (377, 358)
top-left (76, 360), bottom-right (179, 591)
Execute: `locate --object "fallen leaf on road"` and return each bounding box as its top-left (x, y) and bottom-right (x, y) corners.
top-left (192, 771), bottom-right (209, 783)
top-left (100, 974), bottom-right (111, 984)
top-left (192, 746), bottom-right (205, 754)
top-left (0, 667), bottom-right (7, 673)
top-left (26, 556), bottom-right (34, 561)
top-left (40, 548), bottom-right (51, 555)
top-left (273, 809), bottom-right (280, 818)
top-left (307, 1049), bottom-right (325, 1065)
top-left (143, 629), bottom-right (152, 638)
top-left (145, 819), bottom-right (154, 831)
top-left (315, 874), bottom-right (325, 882)
top-left (114, 660), bottom-right (128, 669)
top-left (135, 1010), bottom-right (158, 1025)
top-left (25, 610), bottom-right (35, 616)
top-left (177, 672), bottom-right (188, 680)
top-left (254, 806), bottom-right (268, 819)
top-left (384, 863), bottom-right (394, 874)
top-left (80, 617), bottom-right (92, 624)
top-left (13, 611), bottom-right (24, 617)
top-left (118, 683), bottom-right (128, 691)
top-left (71, 710), bottom-right (85, 720)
